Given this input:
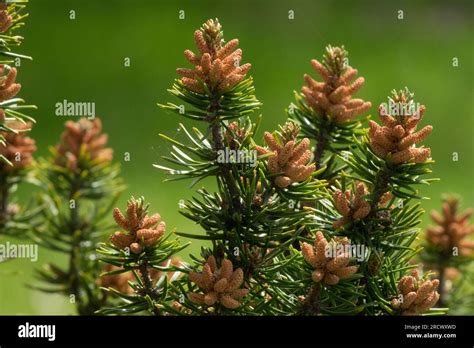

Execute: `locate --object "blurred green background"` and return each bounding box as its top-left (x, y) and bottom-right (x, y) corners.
top-left (0, 0), bottom-right (472, 314)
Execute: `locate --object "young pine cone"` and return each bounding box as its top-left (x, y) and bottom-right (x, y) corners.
top-left (55, 118), bottom-right (113, 172)
top-left (256, 131), bottom-right (315, 188)
top-left (0, 65), bottom-right (21, 103)
top-left (188, 255), bottom-right (248, 309)
top-left (391, 270), bottom-right (440, 316)
top-left (426, 197), bottom-right (474, 257)
top-left (369, 89), bottom-right (432, 165)
top-left (110, 198), bottom-right (165, 254)
top-left (0, 122), bottom-right (36, 171)
top-left (333, 182), bottom-right (372, 228)
top-left (302, 45), bottom-right (371, 123)
top-left (0, 4), bottom-right (12, 33)
top-left (177, 18), bottom-right (251, 94)
top-left (301, 231), bottom-right (358, 286)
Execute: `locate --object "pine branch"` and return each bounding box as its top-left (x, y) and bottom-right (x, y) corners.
top-left (33, 118), bottom-right (124, 315)
top-left (96, 196), bottom-right (187, 316)
top-left (288, 45), bottom-right (371, 177)
top-left (420, 195), bottom-right (474, 307)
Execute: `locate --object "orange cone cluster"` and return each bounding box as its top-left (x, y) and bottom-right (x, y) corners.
top-left (369, 89), bottom-right (432, 164)
top-left (55, 118), bottom-right (113, 171)
top-left (301, 45), bottom-right (371, 123)
top-left (301, 231), bottom-right (358, 285)
top-left (110, 198), bottom-right (166, 254)
top-left (391, 270), bottom-right (440, 315)
top-left (188, 255), bottom-right (248, 309)
top-left (0, 121), bottom-right (36, 171)
top-left (332, 183), bottom-right (393, 228)
top-left (333, 182), bottom-right (371, 228)
top-left (0, 65), bottom-right (21, 119)
top-left (177, 19), bottom-right (251, 94)
top-left (0, 3), bottom-right (12, 33)
top-left (426, 197), bottom-right (474, 257)
top-left (256, 131), bottom-right (315, 188)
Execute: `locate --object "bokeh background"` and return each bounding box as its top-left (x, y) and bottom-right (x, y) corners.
top-left (0, 0), bottom-right (472, 314)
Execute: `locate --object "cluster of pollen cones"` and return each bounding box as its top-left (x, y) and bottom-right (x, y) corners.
top-left (301, 231), bottom-right (358, 285)
top-left (426, 197), bottom-right (474, 256)
top-left (302, 46), bottom-right (371, 123)
top-left (177, 19), bottom-right (251, 94)
top-left (333, 182), bottom-right (392, 228)
top-left (0, 122), bottom-right (36, 171)
top-left (391, 270), bottom-right (440, 315)
top-left (188, 255), bottom-right (248, 309)
top-left (369, 90), bottom-right (432, 164)
top-left (110, 198), bottom-right (166, 254)
top-left (0, 3), bottom-right (12, 33)
top-left (256, 131), bottom-right (315, 188)
top-left (55, 118), bottom-right (113, 171)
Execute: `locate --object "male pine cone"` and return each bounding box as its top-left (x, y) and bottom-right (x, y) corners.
top-left (369, 89), bottom-right (432, 164)
top-left (55, 118), bottom-right (113, 171)
top-left (0, 122), bottom-right (36, 171)
top-left (256, 130), bottom-right (315, 188)
top-left (110, 198), bottom-right (165, 254)
top-left (177, 19), bottom-right (251, 94)
top-left (391, 270), bottom-right (440, 315)
top-left (302, 45), bottom-right (371, 123)
top-left (426, 196), bottom-right (474, 257)
top-left (188, 255), bottom-right (248, 309)
top-left (301, 231), bottom-right (358, 285)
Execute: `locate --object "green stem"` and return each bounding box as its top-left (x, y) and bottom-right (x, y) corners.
top-left (68, 181), bottom-right (82, 313)
top-left (437, 254), bottom-right (448, 307)
top-left (0, 173), bottom-right (9, 224)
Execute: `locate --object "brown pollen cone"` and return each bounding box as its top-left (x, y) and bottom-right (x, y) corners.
top-left (188, 255), bottom-right (248, 309)
top-left (333, 182), bottom-right (372, 228)
top-left (177, 18), bottom-right (251, 94)
top-left (391, 270), bottom-right (440, 315)
top-left (55, 118), bottom-right (113, 172)
top-left (0, 121), bottom-right (36, 171)
top-left (426, 197), bottom-right (474, 257)
top-left (369, 89), bottom-right (432, 164)
top-left (301, 231), bottom-right (358, 286)
top-left (110, 198), bottom-right (166, 254)
top-left (301, 45), bottom-right (371, 123)
top-left (256, 128), bottom-right (315, 188)
top-left (0, 65), bottom-right (21, 103)
top-left (0, 4), bottom-right (12, 33)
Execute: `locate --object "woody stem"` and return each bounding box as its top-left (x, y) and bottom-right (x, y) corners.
top-left (138, 261), bottom-right (160, 315)
top-left (369, 169), bottom-right (391, 212)
top-left (208, 96), bottom-right (242, 211)
top-left (300, 282), bottom-right (321, 315)
top-left (313, 116), bottom-right (332, 168)
top-left (314, 129), bottom-right (327, 168)
top-left (437, 255), bottom-right (448, 307)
